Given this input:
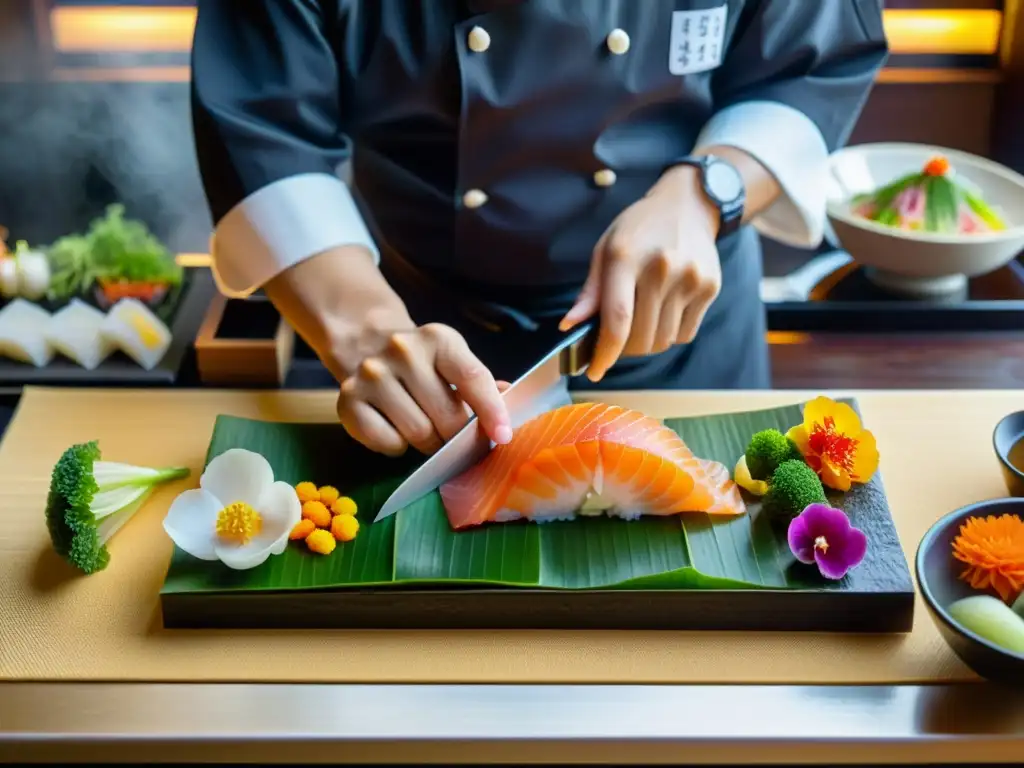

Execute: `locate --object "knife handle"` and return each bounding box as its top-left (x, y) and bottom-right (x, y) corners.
top-left (559, 324), bottom-right (596, 376)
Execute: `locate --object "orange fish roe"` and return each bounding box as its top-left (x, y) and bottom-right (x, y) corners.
top-left (289, 518), bottom-right (316, 540)
top-left (305, 528), bottom-right (336, 555)
top-left (952, 514), bottom-right (1024, 603)
top-left (318, 485), bottom-right (340, 506)
top-left (331, 513), bottom-right (360, 542)
top-left (301, 500), bottom-right (332, 528)
top-left (331, 496), bottom-right (358, 517)
top-left (295, 481), bottom-right (320, 503)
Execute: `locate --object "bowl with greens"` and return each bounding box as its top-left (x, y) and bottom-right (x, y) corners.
top-left (826, 143), bottom-right (1024, 296)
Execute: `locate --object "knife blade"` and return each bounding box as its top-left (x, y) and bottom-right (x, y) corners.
top-left (373, 322), bottom-right (596, 522)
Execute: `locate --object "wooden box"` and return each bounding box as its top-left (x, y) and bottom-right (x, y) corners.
top-left (194, 292), bottom-right (294, 386)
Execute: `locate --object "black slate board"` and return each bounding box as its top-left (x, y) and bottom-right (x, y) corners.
top-left (161, 584), bottom-right (912, 632)
top-left (0, 268), bottom-right (214, 389)
top-left (160, 398), bottom-right (916, 632)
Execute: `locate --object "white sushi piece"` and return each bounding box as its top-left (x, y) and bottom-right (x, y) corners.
top-left (46, 298), bottom-right (115, 370)
top-left (0, 298), bottom-right (54, 366)
top-left (99, 298), bottom-right (172, 370)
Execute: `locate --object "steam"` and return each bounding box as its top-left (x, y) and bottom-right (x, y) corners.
top-left (0, 81), bottom-right (212, 252)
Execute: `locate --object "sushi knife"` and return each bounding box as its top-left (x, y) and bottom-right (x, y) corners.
top-left (373, 322), bottom-right (596, 522)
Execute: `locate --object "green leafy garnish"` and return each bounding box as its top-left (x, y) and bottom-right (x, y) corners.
top-left (46, 234), bottom-right (96, 300)
top-left (45, 205), bottom-right (182, 301)
top-left (852, 157), bottom-right (1009, 234)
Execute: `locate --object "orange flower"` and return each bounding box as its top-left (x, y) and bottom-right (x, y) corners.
top-left (952, 514), bottom-right (1024, 603)
top-left (785, 396), bottom-right (879, 492)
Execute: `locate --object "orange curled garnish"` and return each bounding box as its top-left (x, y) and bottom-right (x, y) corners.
top-left (951, 514), bottom-right (1024, 603)
top-left (923, 155), bottom-right (950, 177)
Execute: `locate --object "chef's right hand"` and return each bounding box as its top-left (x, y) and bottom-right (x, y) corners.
top-left (264, 246), bottom-right (512, 456)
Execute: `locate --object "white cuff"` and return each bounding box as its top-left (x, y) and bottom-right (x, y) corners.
top-left (210, 173), bottom-right (380, 297)
top-left (694, 101), bottom-right (829, 249)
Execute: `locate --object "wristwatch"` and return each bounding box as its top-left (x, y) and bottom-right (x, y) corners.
top-left (666, 154), bottom-right (745, 241)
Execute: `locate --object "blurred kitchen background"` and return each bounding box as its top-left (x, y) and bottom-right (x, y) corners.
top-left (0, 1), bottom-right (1018, 256)
top-left (4, 0), bottom-right (1024, 383)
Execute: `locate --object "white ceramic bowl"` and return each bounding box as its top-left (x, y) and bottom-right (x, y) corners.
top-left (826, 143), bottom-right (1024, 296)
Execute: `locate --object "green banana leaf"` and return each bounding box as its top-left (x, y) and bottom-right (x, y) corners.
top-left (161, 399), bottom-right (908, 596)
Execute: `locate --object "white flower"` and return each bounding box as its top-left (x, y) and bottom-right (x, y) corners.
top-left (163, 448), bottom-right (300, 570)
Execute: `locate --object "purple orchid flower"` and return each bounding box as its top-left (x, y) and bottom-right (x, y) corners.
top-left (787, 503), bottom-right (868, 580)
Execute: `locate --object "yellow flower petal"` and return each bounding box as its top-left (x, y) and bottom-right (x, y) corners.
top-left (802, 396), bottom-right (862, 436)
top-left (786, 424), bottom-right (810, 458)
top-left (819, 458), bottom-right (851, 492)
top-left (850, 428), bottom-right (880, 483)
top-left (733, 454), bottom-right (769, 496)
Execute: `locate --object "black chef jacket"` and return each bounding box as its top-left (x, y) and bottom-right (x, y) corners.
top-left (191, 0), bottom-right (888, 389)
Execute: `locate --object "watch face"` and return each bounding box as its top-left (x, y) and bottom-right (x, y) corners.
top-left (705, 159), bottom-right (744, 204)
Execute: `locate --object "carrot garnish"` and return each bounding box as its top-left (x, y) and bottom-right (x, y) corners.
top-left (923, 155), bottom-right (951, 177)
top-left (951, 514), bottom-right (1024, 603)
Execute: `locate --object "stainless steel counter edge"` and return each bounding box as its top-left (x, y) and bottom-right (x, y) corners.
top-left (2, 682), bottom-right (1023, 764)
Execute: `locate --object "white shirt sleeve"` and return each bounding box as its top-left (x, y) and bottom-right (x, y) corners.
top-left (693, 100), bottom-right (829, 250)
top-left (209, 172), bottom-right (380, 298)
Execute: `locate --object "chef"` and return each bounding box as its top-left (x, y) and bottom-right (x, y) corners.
top-left (191, 0), bottom-right (888, 456)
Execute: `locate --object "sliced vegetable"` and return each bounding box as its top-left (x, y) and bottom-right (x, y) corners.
top-left (12, 241), bottom-right (51, 300)
top-left (0, 257), bottom-right (18, 298)
top-left (948, 595), bottom-right (1024, 654)
top-left (852, 158), bottom-right (1008, 235)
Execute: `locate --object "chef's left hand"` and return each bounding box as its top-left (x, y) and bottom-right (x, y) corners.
top-left (560, 165), bottom-right (722, 382)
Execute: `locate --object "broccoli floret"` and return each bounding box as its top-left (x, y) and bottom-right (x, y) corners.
top-left (745, 429), bottom-right (803, 481)
top-left (45, 440), bottom-right (190, 574)
top-left (762, 459), bottom-right (827, 521)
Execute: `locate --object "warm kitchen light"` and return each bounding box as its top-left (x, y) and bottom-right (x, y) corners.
top-left (50, 5), bottom-right (196, 53)
top-left (175, 253), bottom-right (212, 268)
top-left (884, 9), bottom-right (1002, 55)
top-left (48, 6), bottom-right (1002, 58)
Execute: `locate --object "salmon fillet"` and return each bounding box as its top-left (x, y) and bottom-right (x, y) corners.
top-left (439, 403), bottom-right (746, 530)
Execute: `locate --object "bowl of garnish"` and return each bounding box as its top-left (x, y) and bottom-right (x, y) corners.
top-left (916, 498), bottom-right (1024, 684)
top-left (826, 143), bottom-right (1024, 296)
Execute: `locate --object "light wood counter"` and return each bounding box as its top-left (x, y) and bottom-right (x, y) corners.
top-left (1, 387), bottom-right (1023, 764)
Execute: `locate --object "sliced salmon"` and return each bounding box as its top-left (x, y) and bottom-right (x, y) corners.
top-left (439, 403), bottom-right (746, 530)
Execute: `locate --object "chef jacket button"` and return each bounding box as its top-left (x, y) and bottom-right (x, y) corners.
top-left (468, 26), bottom-right (491, 53)
top-left (606, 28), bottom-right (630, 55)
top-left (593, 168), bottom-right (617, 188)
top-left (462, 189), bottom-right (488, 209)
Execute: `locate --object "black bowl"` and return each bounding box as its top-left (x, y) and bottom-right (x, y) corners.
top-left (992, 411), bottom-right (1024, 497)
top-left (915, 498), bottom-right (1024, 685)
